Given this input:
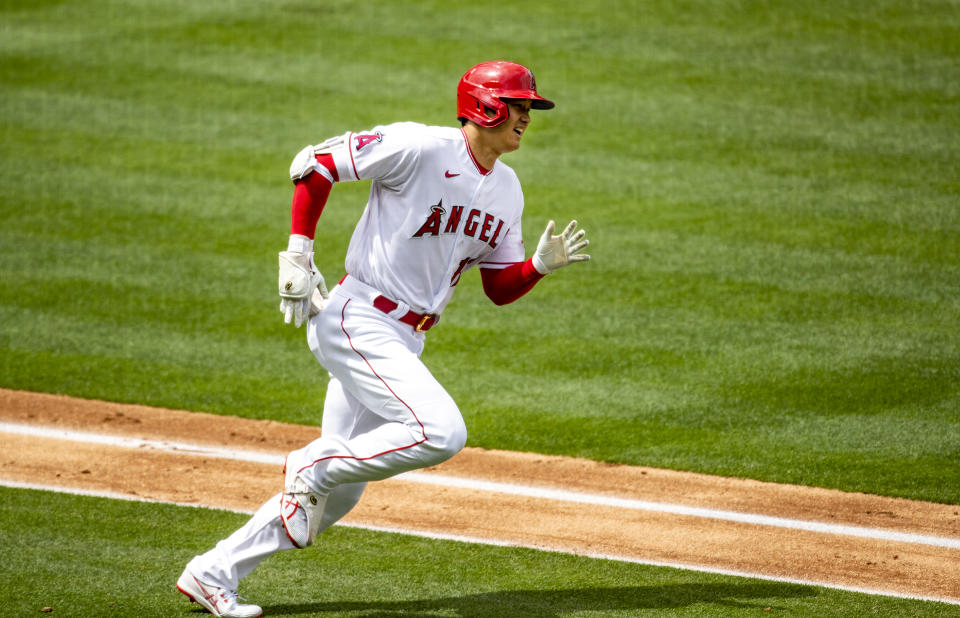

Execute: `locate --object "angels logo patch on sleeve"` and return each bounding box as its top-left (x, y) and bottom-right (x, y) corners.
top-left (353, 132), bottom-right (383, 151)
top-left (341, 123), bottom-right (425, 185)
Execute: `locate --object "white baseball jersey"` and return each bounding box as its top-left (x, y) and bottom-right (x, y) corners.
top-left (323, 122), bottom-right (526, 314)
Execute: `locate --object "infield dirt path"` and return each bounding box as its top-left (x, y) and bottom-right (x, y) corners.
top-left (1, 388), bottom-right (958, 604)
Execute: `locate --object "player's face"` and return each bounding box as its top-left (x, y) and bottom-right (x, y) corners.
top-left (489, 99), bottom-right (532, 155)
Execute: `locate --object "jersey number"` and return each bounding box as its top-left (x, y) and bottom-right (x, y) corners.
top-left (450, 256), bottom-right (478, 287)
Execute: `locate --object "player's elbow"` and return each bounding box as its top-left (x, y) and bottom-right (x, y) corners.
top-left (482, 280), bottom-right (519, 306)
top-left (486, 291), bottom-right (515, 306)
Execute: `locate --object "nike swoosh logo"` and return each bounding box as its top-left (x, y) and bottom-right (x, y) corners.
top-left (445, 170), bottom-right (460, 178)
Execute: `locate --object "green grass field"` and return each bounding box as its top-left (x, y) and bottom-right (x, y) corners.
top-left (1, 1), bottom-right (959, 614)
top-left (2, 487), bottom-right (956, 617)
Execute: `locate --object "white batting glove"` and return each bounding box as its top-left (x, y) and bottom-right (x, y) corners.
top-left (278, 241), bottom-right (328, 328)
top-left (531, 220), bottom-right (591, 274)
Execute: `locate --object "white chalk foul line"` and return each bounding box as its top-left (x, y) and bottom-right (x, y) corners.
top-left (394, 472), bottom-right (960, 549)
top-left (1, 480), bottom-right (958, 607)
top-left (2, 421), bottom-right (959, 550)
top-left (0, 422), bottom-right (285, 466)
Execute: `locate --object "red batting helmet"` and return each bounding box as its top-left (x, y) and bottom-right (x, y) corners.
top-left (456, 61), bottom-right (555, 128)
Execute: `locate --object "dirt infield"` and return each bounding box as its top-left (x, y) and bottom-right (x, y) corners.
top-left (1, 388), bottom-right (958, 603)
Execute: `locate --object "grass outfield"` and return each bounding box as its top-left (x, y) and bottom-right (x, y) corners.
top-left (2, 487), bottom-right (956, 617)
top-left (1, 0), bottom-right (959, 504)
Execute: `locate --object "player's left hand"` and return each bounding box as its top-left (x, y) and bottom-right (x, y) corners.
top-left (531, 220), bottom-right (591, 274)
top-left (278, 251), bottom-right (329, 327)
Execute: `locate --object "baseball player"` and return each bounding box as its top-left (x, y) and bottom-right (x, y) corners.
top-left (176, 60), bottom-right (590, 617)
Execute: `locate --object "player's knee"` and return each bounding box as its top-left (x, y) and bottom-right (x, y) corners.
top-left (445, 416), bottom-right (468, 455)
top-left (423, 414), bottom-right (467, 465)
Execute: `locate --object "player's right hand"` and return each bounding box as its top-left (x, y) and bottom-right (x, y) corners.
top-left (531, 220), bottom-right (591, 274)
top-left (278, 250), bottom-right (329, 328)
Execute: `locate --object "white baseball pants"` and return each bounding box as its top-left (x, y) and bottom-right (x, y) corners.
top-left (186, 275), bottom-right (467, 590)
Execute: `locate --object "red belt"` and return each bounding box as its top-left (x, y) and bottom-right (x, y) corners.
top-left (372, 296), bottom-right (439, 332)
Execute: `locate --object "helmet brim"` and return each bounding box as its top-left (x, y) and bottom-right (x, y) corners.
top-left (531, 97), bottom-right (555, 110)
top-left (501, 92), bottom-right (555, 110)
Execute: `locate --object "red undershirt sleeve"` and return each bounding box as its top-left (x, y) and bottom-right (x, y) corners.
top-left (290, 154), bottom-right (337, 239)
top-left (480, 258), bottom-right (545, 306)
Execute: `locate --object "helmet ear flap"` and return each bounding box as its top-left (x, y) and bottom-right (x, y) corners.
top-left (458, 82), bottom-right (507, 127)
top-left (467, 89), bottom-right (508, 127)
